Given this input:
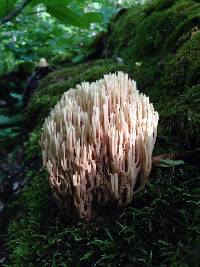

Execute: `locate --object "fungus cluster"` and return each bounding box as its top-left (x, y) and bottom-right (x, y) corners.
top-left (40, 72), bottom-right (159, 219)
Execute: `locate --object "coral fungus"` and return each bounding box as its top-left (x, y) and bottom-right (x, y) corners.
top-left (40, 72), bottom-right (158, 219)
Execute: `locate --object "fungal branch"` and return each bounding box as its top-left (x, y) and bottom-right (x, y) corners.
top-left (40, 72), bottom-right (159, 219)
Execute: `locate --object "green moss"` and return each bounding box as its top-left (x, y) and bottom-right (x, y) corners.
top-left (107, 5), bottom-right (144, 59)
top-left (6, 166), bottom-right (200, 267)
top-left (143, 0), bottom-right (176, 16)
top-left (51, 52), bottom-right (75, 66)
top-left (25, 128), bottom-right (42, 162)
top-left (103, 2), bottom-right (197, 61)
top-left (164, 85), bottom-right (200, 146)
top-left (7, 170), bottom-right (54, 267)
top-left (175, 85), bottom-right (200, 145)
top-left (24, 94), bottom-right (60, 131)
top-left (107, 0), bottom-right (197, 62)
top-left (166, 6), bottom-right (200, 51)
top-left (133, 1), bottom-right (195, 58)
top-left (163, 31), bottom-right (200, 95)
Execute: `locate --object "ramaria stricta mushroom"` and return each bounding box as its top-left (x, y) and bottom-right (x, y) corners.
top-left (40, 72), bottom-right (159, 219)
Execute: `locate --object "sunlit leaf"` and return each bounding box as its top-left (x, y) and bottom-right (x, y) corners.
top-left (46, 5), bottom-right (91, 28)
top-left (159, 159), bottom-right (185, 167)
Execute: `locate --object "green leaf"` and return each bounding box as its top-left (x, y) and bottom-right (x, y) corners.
top-left (82, 12), bottom-right (102, 24)
top-left (0, 115), bottom-right (22, 125)
top-left (46, 0), bottom-right (70, 5)
top-left (159, 159), bottom-right (185, 167)
top-left (72, 54), bottom-right (85, 63)
top-left (29, 0), bottom-right (70, 8)
top-left (46, 5), bottom-right (85, 28)
top-left (46, 5), bottom-right (90, 28)
top-left (46, 5), bottom-right (102, 29)
top-left (80, 251), bottom-right (93, 261)
top-left (10, 92), bottom-right (23, 101)
top-left (0, 115), bottom-right (13, 125)
top-left (0, 0), bottom-right (15, 19)
top-left (0, 127), bottom-right (20, 138)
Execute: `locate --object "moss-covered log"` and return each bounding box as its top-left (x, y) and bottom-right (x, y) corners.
top-left (4, 1), bottom-right (200, 266)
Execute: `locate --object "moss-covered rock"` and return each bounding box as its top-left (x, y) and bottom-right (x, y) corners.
top-left (106, 0), bottom-right (199, 60)
top-left (99, 0), bottom-right (200, 148)
top-left (163, 31), bottom-right (200, 94)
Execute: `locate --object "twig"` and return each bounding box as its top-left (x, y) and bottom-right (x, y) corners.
top-left (0, 0), bottom-right (32, 27)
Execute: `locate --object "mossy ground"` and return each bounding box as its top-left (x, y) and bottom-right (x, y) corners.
top-left (6, 166), bottom-right (200, 267)
top-left (5, 0), bottom-right (200, 266)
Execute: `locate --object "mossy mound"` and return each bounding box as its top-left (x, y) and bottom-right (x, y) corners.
top-left (163, 31), bottom-right (200, 94)
top-left (158, 84), bottom-right (200, 148)
top-left (5, 0), bottom-right (200, 266)
top-left (99, 0), bottom-right (200, 147)
top-left (106, 0), bottom-right (200, 60)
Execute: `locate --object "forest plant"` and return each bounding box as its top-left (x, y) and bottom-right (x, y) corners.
top-left (40, 72), bottom-right (158, 219)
